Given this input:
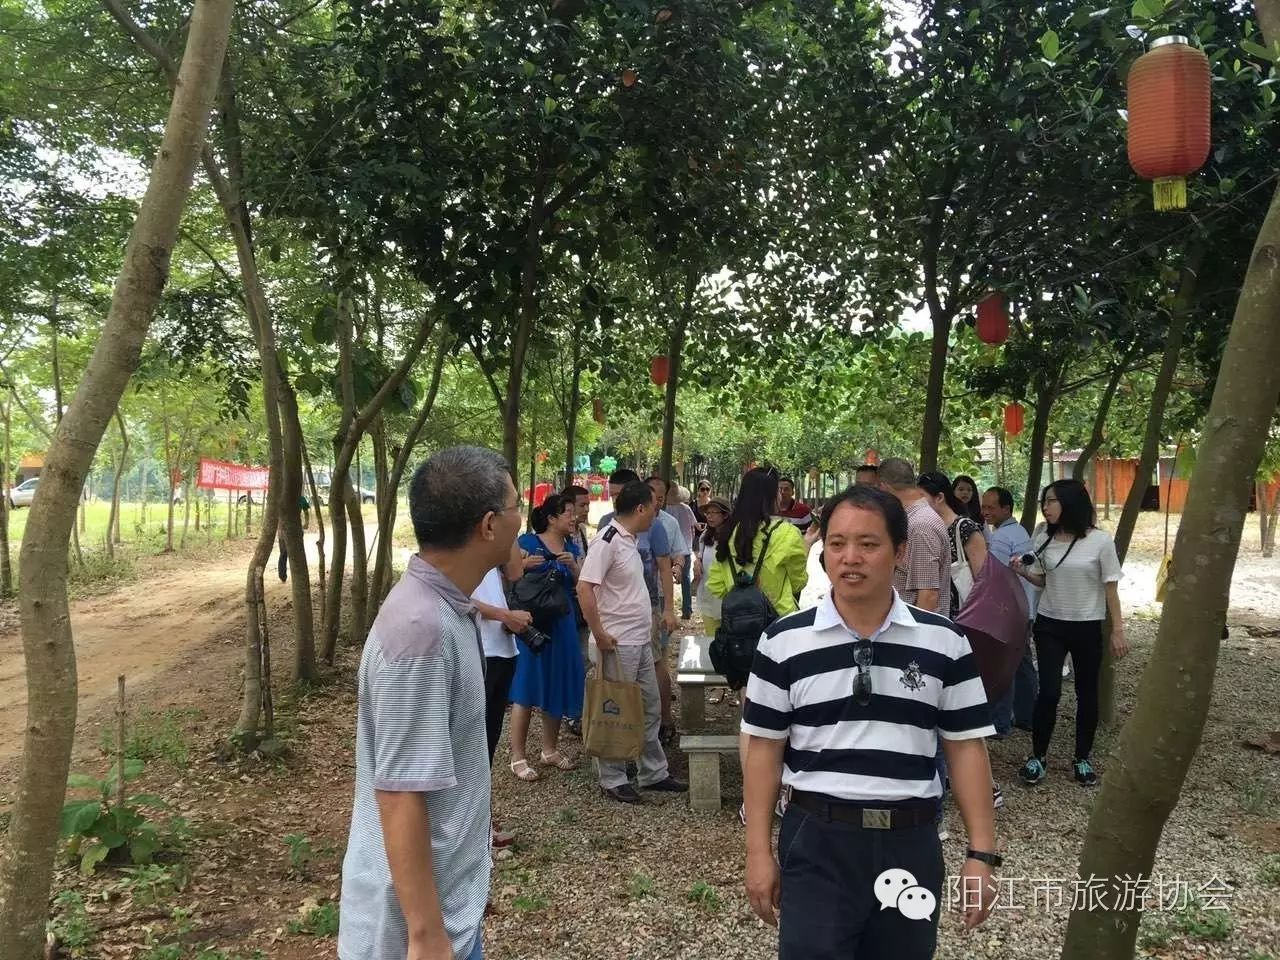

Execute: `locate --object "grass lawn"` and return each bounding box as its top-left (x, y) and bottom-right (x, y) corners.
top-left (5, 497), bottom-right (251, 549)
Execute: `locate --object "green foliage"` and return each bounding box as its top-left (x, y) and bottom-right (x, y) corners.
top-left (59, 759), bottom-right (183, 874)
top-left (282, 833), bottom-right (314, 878)
top-left (512, 892), bottom-right (549, 912)
top-left (46, 891), bottom-right (95, 954)
top-left (117, 863), bottom-right (190, 906)
top-left (287, 901), bottom-right (340, 938)
top-left (628, 872), bottom-right (655, 900)
top-left (554, 807), bottom-right (577, 824)
top-left (686, 880), bottom-right (722, 911)
top-left (101, 708), bottom-right (196, 768)
top-left (1258, 854), bottom-right (1280, 887)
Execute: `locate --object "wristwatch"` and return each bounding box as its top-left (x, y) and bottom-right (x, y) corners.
top-left (966, 849), bottom-right (1003, 868)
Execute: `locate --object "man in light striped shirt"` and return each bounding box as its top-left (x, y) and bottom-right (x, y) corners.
top-left (339, 447), bottom-right (523, 960)
top-left (743, 485), bottom-right (999, 959)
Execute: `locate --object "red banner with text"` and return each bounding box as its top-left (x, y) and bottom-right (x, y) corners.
top-left (196, 458), bottom-right (271, 491)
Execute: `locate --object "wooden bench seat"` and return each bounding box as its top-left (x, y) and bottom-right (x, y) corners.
top-left (680, 734), bottom-right (739, 812)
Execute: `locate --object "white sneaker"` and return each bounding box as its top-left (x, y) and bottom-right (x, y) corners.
top-left (937, 826), bottom-right (950, 841)
top-left (992, 784), bottom-right (1005, 809)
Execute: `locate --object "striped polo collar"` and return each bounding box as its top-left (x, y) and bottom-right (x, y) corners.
top-left (812, 588), bottom-right (915, 638)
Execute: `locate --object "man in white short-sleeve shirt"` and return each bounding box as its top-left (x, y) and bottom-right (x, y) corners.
top-left (577, 480), bottom-right (687, 804)
top-left (339, 446), bottom-right (522, 960)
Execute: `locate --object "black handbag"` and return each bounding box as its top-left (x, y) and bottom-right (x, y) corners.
top-left (508, 547), bottom-right (571, 630)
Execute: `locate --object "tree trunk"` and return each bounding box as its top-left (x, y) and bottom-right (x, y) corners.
top-left (918, 311), bottom-right (952, 473)
top-left (1, 392), bottom-right (12, 598)
top-left (345, 483), bottom-right (369, 645)
top-left (106, 412), bottom-right (128, 560)
top-left (179, 478), bottom-right (192, 548)
top-left (321, 469), bottom-right (348, 662)
top-left (1113, 249), bottom-right (1204, 565)
top-left (1019, 370), bottom-right (1061, 531)
top-left (659, 269), bottom-right (695, 485)
top-left (369, 337), bottom-right (448, 619)
top-left (1073, 353), bottom-right (1132, 482)
top-left (1061, 84), bottom-right (1280, 960)
top-left (502, 190), bottom-right (547, 476)
top-left (564, 329), bottom-right (582, 481)
top-left (0, 1), bottom-right (232, 953)
top-left (1259, 480), bottom-right (1279, 558)
top-left (302, 435), bottom-right (326, 630)
top-left (162, 404), bottom-right (176, 552)
top-left (277, 379), bottom-right (316, 681)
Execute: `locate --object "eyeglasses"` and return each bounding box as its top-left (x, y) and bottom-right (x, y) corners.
top-left (853, 637), bottom-right (873, 706)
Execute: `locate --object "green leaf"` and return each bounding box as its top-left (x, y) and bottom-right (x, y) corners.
top-left (79, 839), bottom-right (110, 876)
top-left (719, 37), bottom-right (736, 57)
top-left (543, 96), bottom-right (558, 115)
top-left (1039, 30), bottom-right (1060, 61)
top-left (60, 800), bottom-right (102, 837)
top-left (128, 793), bottom-right (171, 811)
top-left (520, 60), bottom-right (535, 77)
top-left (66, 773), bottom-right (103, 791)
top-left (93, 825), bottom-right (128, 850)
top-left (105, 758), bottom-right (144, 788)
top-left (1130, 0), bottom-right (1164, 19)
top-left (1241, 39), bottom-right (1280, 64)
top-left (311, 306), bottom-right (338, 345)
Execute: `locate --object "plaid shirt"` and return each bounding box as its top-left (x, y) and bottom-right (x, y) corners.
top-left (893, 499), bottom-right (952, 617)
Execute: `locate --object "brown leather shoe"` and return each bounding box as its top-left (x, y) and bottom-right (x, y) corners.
top-left (601, 784), bottom-right (645, 804)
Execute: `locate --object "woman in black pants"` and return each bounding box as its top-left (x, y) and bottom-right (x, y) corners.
top-left (1013, 479), bottom-right (1129, 787)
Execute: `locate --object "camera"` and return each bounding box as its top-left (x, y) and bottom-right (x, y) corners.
top-left (1019, 553), bottom-right (1037, 567)
top-left (520, 626), bottom-right (552, 655)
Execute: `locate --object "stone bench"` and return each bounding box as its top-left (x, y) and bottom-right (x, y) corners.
top-left (676, 633), bottom-right (730, 729)
top-left (681, 733), bottom-right (739, 812)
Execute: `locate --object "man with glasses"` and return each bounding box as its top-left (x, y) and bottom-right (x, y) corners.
top-left (742, 485), bottom-right (999, 959)
top-left (339, 446), bottom-right (522, 960)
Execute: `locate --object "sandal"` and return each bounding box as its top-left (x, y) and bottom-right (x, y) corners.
top-left (510, 759), bottom-right (539, 782)
top-left (539, 750), bottom-right (578, 771)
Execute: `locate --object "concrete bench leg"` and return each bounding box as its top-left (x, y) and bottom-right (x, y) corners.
top-left (688, 752), bottom-right (722, 812)
top-left (680, 688), bottom-right (706, 730)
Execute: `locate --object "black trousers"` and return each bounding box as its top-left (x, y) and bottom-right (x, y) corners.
top-left (1031, 615), bottom-right (1104, 761)
top-left (778, 805), bottom-right (944, 960)
top-left (484, 655), bottom-right (517, 763)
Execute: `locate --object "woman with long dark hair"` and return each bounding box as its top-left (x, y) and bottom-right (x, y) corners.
top-left (708, 467), bottom-right (807, 821)
top-left (507, 495), bottom-right (586, 781)
top-left (952, 474), bottom-right (985, 524)
top-left (1013, 479), bottom-right (1128, 787)
top-left (918, 471), bottom-right (988, 612)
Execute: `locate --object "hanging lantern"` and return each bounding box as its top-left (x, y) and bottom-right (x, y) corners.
top-left (592, 397), bottom-right (605, 424)
top-left (975, 292), bottom-right (1010, 345)
top-left (649, 355), bottom-right (669, 386)
top-left (1126, 36), bottom-right (1211, 211)
top-left (1003, 402), bottom-right (1026, 438)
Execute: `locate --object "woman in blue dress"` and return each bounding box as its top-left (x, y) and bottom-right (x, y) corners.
top-left (507, 494), bottom-right (586, 781)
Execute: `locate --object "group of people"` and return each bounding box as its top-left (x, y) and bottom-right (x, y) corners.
top-left (336, 444), bottom-right (1130, 960)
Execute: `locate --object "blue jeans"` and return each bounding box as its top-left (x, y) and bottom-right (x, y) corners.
top-left (993, 632), bottom-right (1039, 735)
top-left (679, 553), bottom-right (693, 619)
top-left (464, 933), bottom-right (483, 960)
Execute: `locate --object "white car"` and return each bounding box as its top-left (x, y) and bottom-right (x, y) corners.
top-left (8, 477), bottom-right (38, 509)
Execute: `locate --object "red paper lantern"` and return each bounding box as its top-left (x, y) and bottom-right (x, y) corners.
top-left (592, 397), bottom-right (605, 424)
top-left (975, 292), bottom-right (1010, 345)
top-left (649, 355), bottom-right (669, 386)
top-left (1003, 402), bottom-right (1025, 438)
top-left (1126, 36), bottom-right (1211, 211)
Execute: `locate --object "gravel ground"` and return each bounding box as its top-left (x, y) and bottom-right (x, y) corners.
top-left (483, 613), bottom-right (1280, 960)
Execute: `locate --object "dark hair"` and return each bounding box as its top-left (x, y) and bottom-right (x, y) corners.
top-left (779, 476), bottom-right (795, 486)
top-left (609, 468), bottom-right (639, 485)
top-left (855, 464), bottom-right (879, 476)
top-left (917, 470), bottom-right (965, 516)
top-left (952, 474), bottom-right (984, 522)
top-left (697, 480), bottom-right (712, 490)
top-left (820, 485), bottom-right (909, 549)
top-left (646, 475), bottom-right (671, 492)
top-left (986, 486), bottom-right (1015, 511)
top-left (615, 480), bottom-right (654, 515)
top-left (561, 484), bottom-right (589, 500)
top-left (531, 494), bottom-right (572, 533)
top-left (717, 467), bottom-right (779, 565)
top-left (1041, 479), bottom-right (1095, 538)
top-left (409, 446), bottom-right (510, 549)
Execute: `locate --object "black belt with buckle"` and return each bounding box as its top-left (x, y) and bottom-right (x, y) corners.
top-left (789, 790), bottom-right (937, 830)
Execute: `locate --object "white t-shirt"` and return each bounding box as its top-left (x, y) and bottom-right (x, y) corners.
top-left (1029, 526), bottom-right (1121, 622)
top-left (797, 539), bottom-right (830, 611)
top-left (695, 542), bottom-right (722, 621)
top-left (472, 567), bottom-right (517, 659)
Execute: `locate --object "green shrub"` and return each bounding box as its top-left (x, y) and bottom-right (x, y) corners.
top-left (687, 880), bottom-right (722, 911)
top-left (101, 708), bottom-right (197, 768)
top-left (47, 891), bottom-right (95, 953)
top-left (287, 902), bottom-right (340, 937)
top-left (283, 833), bottom-right (314, 878)
top-left (1260, 854), bottom-right (1280, 887)
top-left (59, 759), bottom-right (183, 874)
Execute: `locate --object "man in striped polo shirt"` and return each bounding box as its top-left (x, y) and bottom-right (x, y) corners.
top-left (339, 447), bottom-right (522, 960)
top-left (743, 485), bottom-right (999, 959)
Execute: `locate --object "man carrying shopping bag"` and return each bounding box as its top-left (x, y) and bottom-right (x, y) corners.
top-left (577, 480), bottom-right (688, 804)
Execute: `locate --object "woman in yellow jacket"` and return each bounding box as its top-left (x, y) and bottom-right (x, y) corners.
top-left (708, 468), bottom-right (808, 821)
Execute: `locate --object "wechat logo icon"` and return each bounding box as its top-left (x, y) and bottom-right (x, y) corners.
top-left (874, 868), bottom-right (937, 920)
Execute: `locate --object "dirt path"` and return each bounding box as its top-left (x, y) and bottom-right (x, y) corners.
top-left (0, 525), bottom-right (384, 767)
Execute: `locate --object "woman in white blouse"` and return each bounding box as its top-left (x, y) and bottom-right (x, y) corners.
top-left (1013, 479), bottom-right (1129, 788)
